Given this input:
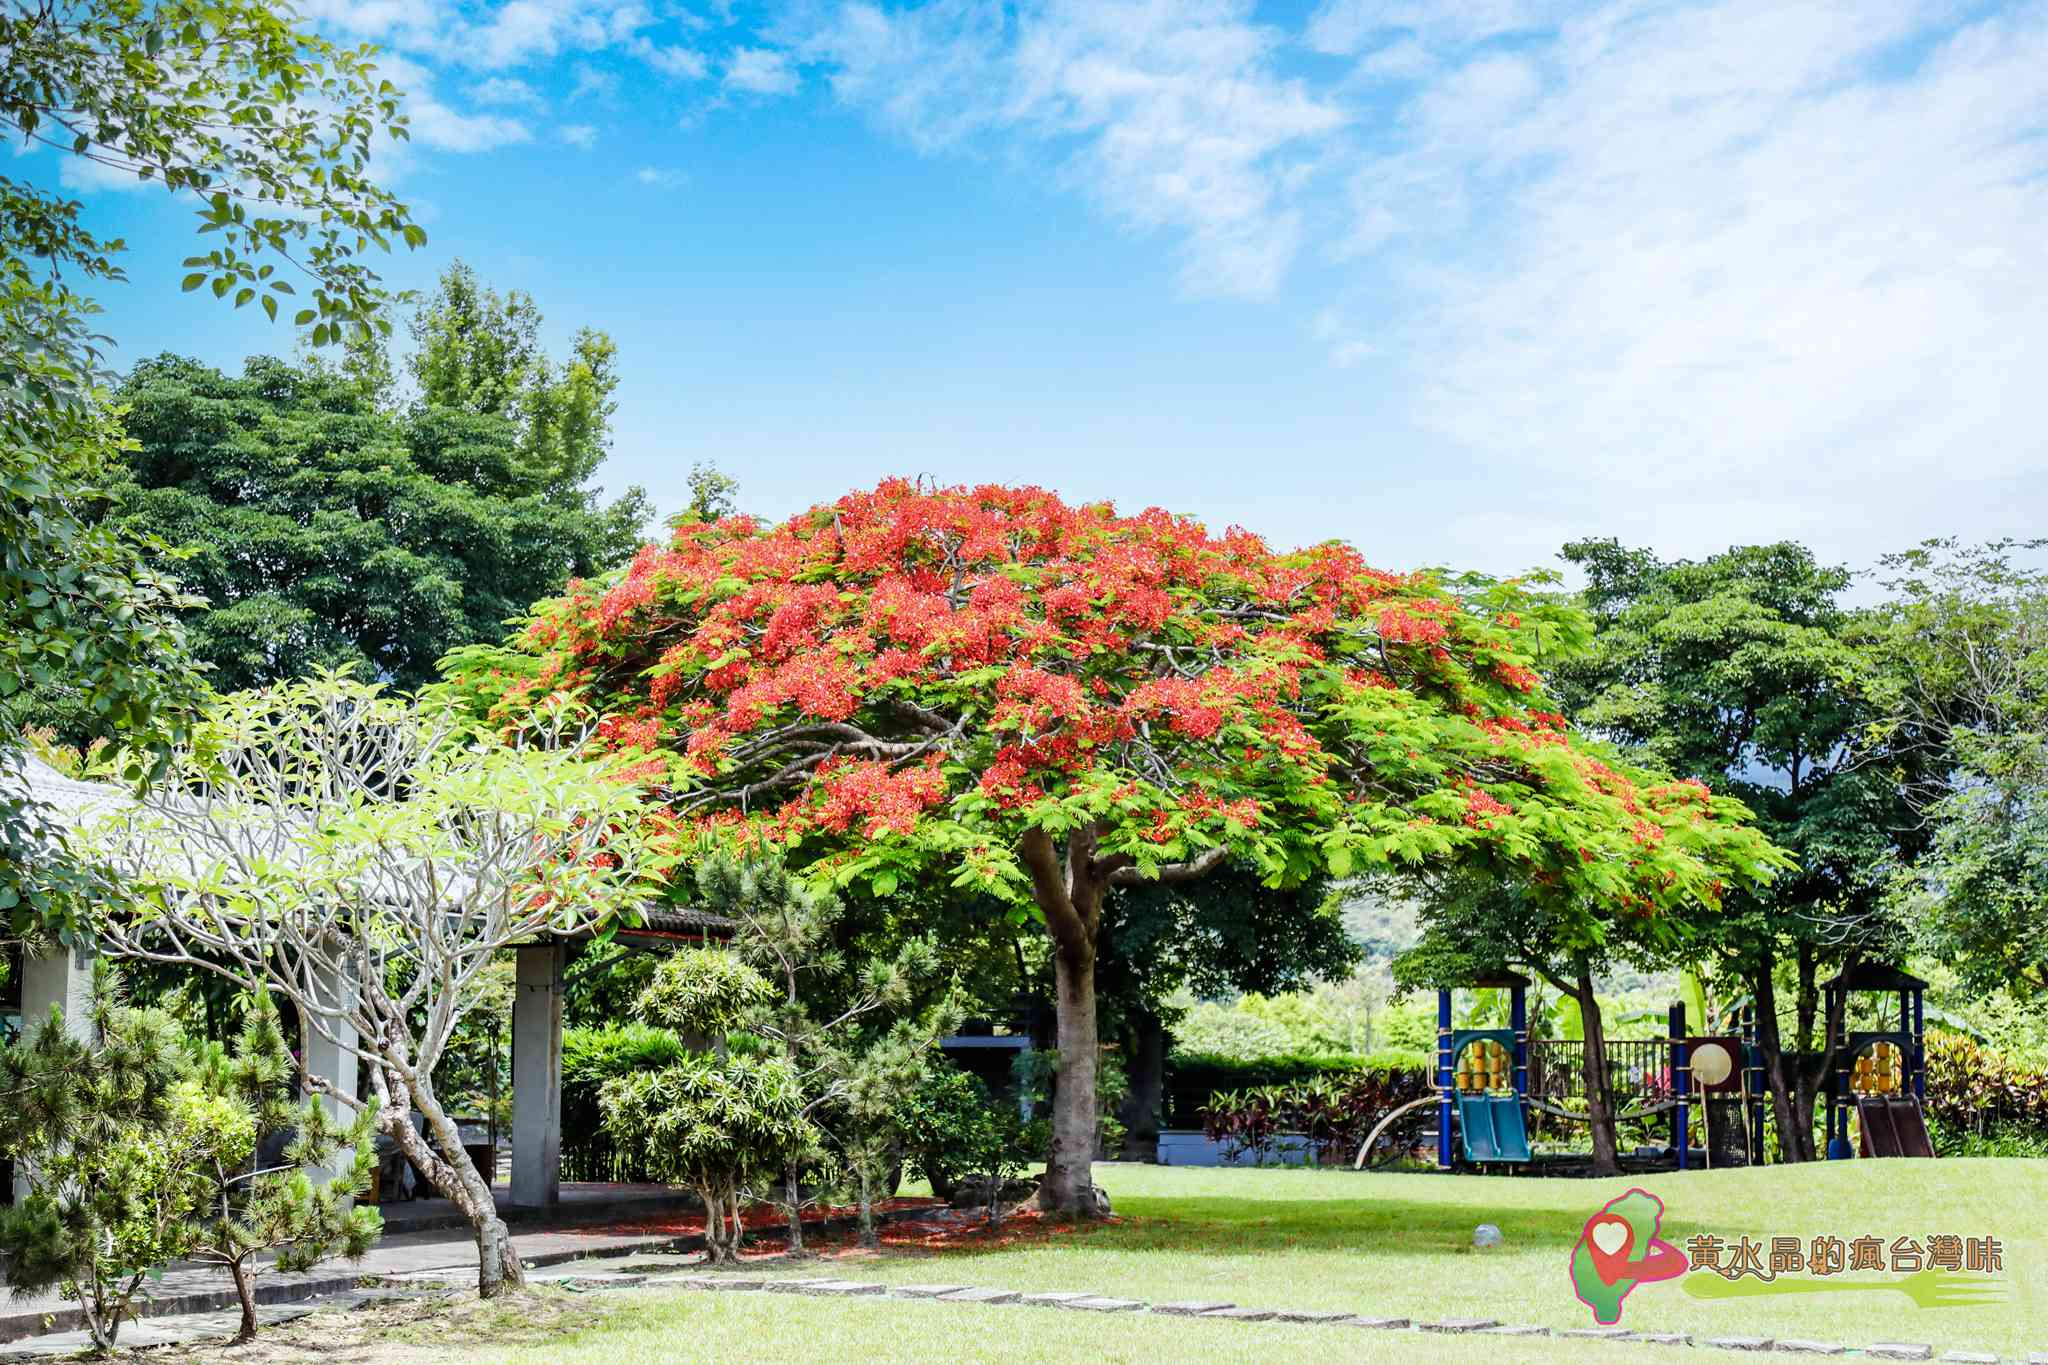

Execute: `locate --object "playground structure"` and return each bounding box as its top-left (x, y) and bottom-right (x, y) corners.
top-left (1823, 964), bottom-right (1936, 1160)
top-left (1437, 972), bottom-right (1535, 1168)
top-left (1353, 972), bottom-right (1771, 1173)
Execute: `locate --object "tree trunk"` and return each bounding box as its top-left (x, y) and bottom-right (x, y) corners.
top-left (385, 1090), bottom-right (525, 1296)
top-left (1119, 1008), bottom-right (1166, 1161)
top-left (230, 1258), bottom-right (259, 1343)
top-left (857, 1162), bottom-right (879, 1250)
top-left (1575, 960), bottom-right (1621, 1177)
top-left (784, 1159), bottom-right (806, 1255)
top-left (1041, 941), bottom-right (1100, 1216)
top-left (1751, 965), bottom-right (1810, 1163)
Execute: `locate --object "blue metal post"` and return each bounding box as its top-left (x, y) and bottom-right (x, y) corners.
top-left (1511, 985), bottom-right (1529, 1133)
top-left (1743, 1006), bottom-right (1765, 1165)
top-left (1670, 1001), bottom-right (1688, 1171)
top-left (1437, 989), bottom-right (1454, 1171)
top-left (1912, 990), bottom-right (1926, 1103)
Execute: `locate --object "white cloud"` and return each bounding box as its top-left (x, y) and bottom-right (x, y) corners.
top-left (570, 61), bottom-right (621, 100)
top-left (794, 0), bottom-right (1344, 299)
top-left (724, 46), bottom-right (799, 96)
top-left (1336, 0), bottom-right (2048, 506)
top-left (57, 155), bottom-right (153, 194)
top-left (1305, 0), bottom-right (1557, 56)
top-left (472, 75), bottom-right (546, 106)
top-left (561, 122), bottom-right (600, 148)
top-left (382, 54), bottom-right (533, 152)
top-left (639, 40), bottom-right (710, 79)
top-left (634, 166), bottom-right (685, 186)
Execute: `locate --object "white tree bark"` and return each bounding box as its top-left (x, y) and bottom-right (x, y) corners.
top-left (80, 676), bottom-right (658, 1298)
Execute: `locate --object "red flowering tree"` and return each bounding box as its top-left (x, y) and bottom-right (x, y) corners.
top-left (446, 480), bottom-right (1783, 1214)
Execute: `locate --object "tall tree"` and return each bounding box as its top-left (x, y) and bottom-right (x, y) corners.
top-left (1550, 539), bottom-right (1907, 1161)
top-left (84, 674), bottom-right (661, 1297)
top-left (1860, 539), bottom-right (2048, 996)
top-left (449, 481), bottom-right (1781, 1215)
top-left (65, 350), bottom-right (648, 697)
top-left (1098, 867), bottom-right (1358, 1156)
top-left (408, 260), bottom-right (621, 492)
top-left (0, 0), bottom-right (420, 939)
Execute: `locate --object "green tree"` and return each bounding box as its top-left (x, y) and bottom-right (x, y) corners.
top-left (1550, 539), bottom-right (1907, 1161)
top-left (0, 0), bottom-right (421, 938)
top-left (691, 854), bottom-right (954, 1253)
top-left (1098, 866), bottom-right (1358, 1156)
top-left (1861, 539), bottom-right (2048, 995)
top-left (0, 964), bottom-right (196, 1352)
top-left (57, 351), bottom-right (648, 698)
top-left (183, 994), bottom-right (383, 1342)
top-left (602, 950), bottom-right (816, 1263)
top-left (86, 673), bottom-right (663, 1297)
top-left (408, 260), bottom-right (622, 493)
top-left (451, 482), bottom-right (1783, 1215)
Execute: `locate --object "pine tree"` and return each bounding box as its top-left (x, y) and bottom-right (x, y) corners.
top-left (183, 995), bottom-right (383, 1342)
top-left (0, 963), bottom-right (195, 1352)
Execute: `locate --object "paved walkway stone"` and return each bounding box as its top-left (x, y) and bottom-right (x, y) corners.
top-left (1152, 1301), bottom-right (1233, 1316)
top-left (1936, 1353), bottom-right (1998, 1364)
top-left (1420, 1318), bottom-right (1499, 1333)
top-left (1774, 1342), bottom-right (1845, 1357)
top-left (1559, 1327), bottom-right (1631, 1339)
top-left (764, 1278), bottom-right (840, 1294)
top-left (1062, 1298), bottom-right (1144, 1313)
top-left (1202, 1307), bottom-right (1276, 1322)
top-left (1342, 1316), bottom-right (1410, 1330)
top-left (1273, 1310), bottom-right (1351, 1324)
top-left (937, 1287), bottom-right (1020, 1305)
top-left (1863, 1349), bottom-right (1932, 1363)
top-left (1021, 1291), bottom-right (1091, 1307)
top-left (891, 1284), bottom-right (969, 1299)
top-left (802, 1280), bottom-right (885, 1296)
top-left (1625, 1333), bottom-right (1690, 1347)
top-left (1706, 1338), bottom-right (1776, 1352)
top-left (1479, 1324), bottom-right (1549, 1336)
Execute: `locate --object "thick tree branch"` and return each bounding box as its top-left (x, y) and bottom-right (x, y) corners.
top-left (1104, 845), bottom-right (1229, 887)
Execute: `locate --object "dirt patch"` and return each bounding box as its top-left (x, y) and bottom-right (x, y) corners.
top-left (734, 1207), bottom-right (1123, 1262)
top-left (139, 1288), bottom-right (608, 1365)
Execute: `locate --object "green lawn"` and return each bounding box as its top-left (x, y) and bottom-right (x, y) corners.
top-left (503, 1160), bottom-right (2045, 1362)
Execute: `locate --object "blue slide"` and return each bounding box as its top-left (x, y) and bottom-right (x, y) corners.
top-left (1457, 1094), bottom-right (1533, 1163)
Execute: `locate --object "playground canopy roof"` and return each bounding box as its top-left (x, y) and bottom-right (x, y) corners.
top-left (1821, 963), bottom-right (1928, 993)
top-left (1468, 970), bottom-right (1531, 989)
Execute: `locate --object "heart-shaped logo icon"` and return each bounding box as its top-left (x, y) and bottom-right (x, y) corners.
top-left (1592, 1220), bottom-right (1629, 1256)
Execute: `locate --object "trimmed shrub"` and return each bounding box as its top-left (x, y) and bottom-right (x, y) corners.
top-left (1164, 1049), bottom-right (1428, 1129)
top-left (561, 1024), bottom-right (688, 1182)
top-left (1201, 1066), bottom-right (1434, 1166)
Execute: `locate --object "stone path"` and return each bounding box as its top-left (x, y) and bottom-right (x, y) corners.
top-left (5, 1254), bottom-right (2041, 1363)
top-left (645, 1270), bottom-right (2047, 1365)
top-left (0, 1205), bottom-right (947, 1347)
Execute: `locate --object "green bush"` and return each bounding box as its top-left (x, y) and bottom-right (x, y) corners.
top-left (1164, 1049), bottom-right (1429, 1128)
top-left (561, 1023), bottom-right (688, 1175)
top-left (1924, 1029), bottom-right (2048, 1146)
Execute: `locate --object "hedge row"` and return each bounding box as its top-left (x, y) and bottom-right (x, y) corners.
top-left (1162, 1049), bottom-right (1430, 1128)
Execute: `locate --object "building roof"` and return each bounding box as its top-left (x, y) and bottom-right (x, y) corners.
top-left (5, 755), bottom-right (727, 941)
top-left (1822, 962), bottom-right (1929, 993)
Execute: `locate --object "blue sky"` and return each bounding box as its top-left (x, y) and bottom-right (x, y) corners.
top-left (47, 0), bottom-right (2048, 582)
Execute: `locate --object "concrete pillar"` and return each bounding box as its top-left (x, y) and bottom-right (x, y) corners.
top-left (12, 943), bottom-right (95, 1203)
top-left (301, 963), bottom-right (360, 1188)
top-left (511, 941), bottom-right (564, 1207)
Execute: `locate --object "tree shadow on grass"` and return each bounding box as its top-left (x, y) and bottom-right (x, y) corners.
top-left (845, 1193), bottom-right (1594, 1263)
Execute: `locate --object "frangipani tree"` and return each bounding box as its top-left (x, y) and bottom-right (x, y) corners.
top-left (83, 673), bottom-right (662, 1294)
top-left (448, 480), bottom-right (1784, 1214)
